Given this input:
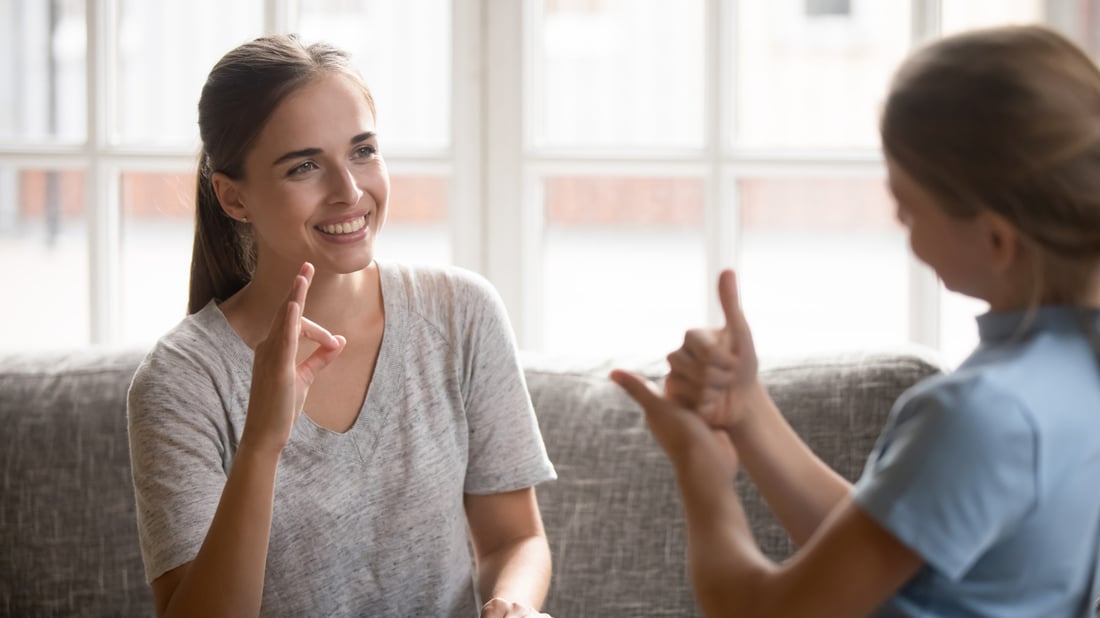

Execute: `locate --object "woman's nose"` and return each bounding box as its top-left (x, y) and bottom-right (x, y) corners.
top-left (329, 165), bottom-right (364, 206)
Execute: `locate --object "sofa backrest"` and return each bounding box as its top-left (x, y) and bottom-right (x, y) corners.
top-left (0, 348), bottom-right (152, 616)
top-left (0, 346), bottom-right (944, 617)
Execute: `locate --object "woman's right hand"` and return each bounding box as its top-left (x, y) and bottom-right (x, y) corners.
top-left (240, 262), bottom-right (346, 455)
top-left (664, 269), bottom-right (761, 431)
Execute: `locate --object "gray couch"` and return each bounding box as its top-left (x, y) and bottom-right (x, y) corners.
top-left (0, 345), bottom-right (944, 617)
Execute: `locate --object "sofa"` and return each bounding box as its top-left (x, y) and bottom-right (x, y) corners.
top-left (0, 344), bottom-right (945, 617)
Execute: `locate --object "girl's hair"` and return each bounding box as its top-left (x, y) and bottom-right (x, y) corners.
top-left (881, 25), bottom-right (1100, 308)
top-left (188, 34), bottom-right (376, 314)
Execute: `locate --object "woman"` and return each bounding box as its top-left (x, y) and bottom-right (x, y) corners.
top-left (128, 34), bottom-right (556, 618)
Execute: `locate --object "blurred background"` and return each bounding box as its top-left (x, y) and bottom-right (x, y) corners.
top-left (1, 0), bottom-right (1096, 367)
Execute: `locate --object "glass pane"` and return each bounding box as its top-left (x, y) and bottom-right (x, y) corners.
top-left (737, 176), bottom-right (908, 359)
top-left (0, 0), bottom-right (86, 143)
top-left (120, 171), bottom-right (195, 344)
top-left (942, 0), bottom-right (1100, 57)
top-left (297, 0), bottom-right (451, 151)
top-left (733, 1), bottom-right (910, 149)
top-left (115, 1), bottom-right (263, 146)
top-left (534, 0), bottom-right (705, 149)
top-left (0, 167), bottom-right (89, 349)
top-left (377, 174), bottom-right (451, 266)
top-left (941, 0), bottom-right (1043, 34)
top-left (940, 289), bottom-right (987, 369)
top-left (542, 176), bottom-right (706, 357)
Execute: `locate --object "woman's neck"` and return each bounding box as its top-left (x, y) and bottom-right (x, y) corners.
top-left (219, 260), bottom-right (382, 348)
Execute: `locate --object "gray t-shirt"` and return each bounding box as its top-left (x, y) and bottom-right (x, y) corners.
top-left (127, 262), bottom-right (557, 617)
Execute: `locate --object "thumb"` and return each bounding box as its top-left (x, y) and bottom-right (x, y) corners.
top-left (609, 369), bottom-right (665, 411)
top-left (718, 269), bottom-right (746, 335)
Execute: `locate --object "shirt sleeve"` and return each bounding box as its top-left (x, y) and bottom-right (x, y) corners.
top-left (127, 343), bottom-right (230, 583)
top-left (853, 379), bottom-right (1038, 580)
top-left (455, 274), bottom-right (557, 494)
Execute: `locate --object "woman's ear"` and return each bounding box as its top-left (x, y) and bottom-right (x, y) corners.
top-left (211, 172), bottom-right (249, 222)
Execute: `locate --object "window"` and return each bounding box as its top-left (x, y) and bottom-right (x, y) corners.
top-left (2, 0), bottom-right (1097, 368)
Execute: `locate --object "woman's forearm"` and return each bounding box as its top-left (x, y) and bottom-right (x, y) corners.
top-left (161, 442), bottom-right (280, 618)
top-left (476, 535), bottom-right (552, 609)
top-left (730, 384), bottom-right (851, 546)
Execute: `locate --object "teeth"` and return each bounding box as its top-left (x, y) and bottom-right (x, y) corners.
top-left (319, 216), bottom-right (366, 235)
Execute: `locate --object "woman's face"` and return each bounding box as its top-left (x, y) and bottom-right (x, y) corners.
top-left (233, 73), bottom-right (389, 276)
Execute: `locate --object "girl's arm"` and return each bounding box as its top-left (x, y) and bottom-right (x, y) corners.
top-left (665, 270), bottom-right (851, 545)
top-left (613, 371), bottom-right (923, 617)
top-left (465, 487), bottom-right (553, 618)
top-left (151, 263), bottom-right (345, 617)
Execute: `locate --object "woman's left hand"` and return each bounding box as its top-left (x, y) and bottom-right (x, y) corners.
top-left (480, 598), bottom-right (552, 618)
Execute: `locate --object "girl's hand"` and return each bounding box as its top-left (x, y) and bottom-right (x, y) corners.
top-left (611, 369), bottom-right (738, 482)
top-left (240, 262), bottom-right (346, 455)
top-left (664, 269), bottom-right (761, 431)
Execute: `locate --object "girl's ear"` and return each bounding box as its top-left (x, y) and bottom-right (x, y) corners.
top-left (981, 211), bottom-right (1023, 274)
top-left (211, 172), bottom-right (249, 222)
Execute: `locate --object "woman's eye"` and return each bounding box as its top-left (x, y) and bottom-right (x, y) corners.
top-left (288, 161), bottom-right (318, 176)
top-left (353, 145), bottom-right (377, 159)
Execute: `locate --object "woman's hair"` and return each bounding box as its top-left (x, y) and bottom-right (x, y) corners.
top-left (881, 25), bottom-right (1100, 307)
top-left (188, 34), bottom-right (376, 314)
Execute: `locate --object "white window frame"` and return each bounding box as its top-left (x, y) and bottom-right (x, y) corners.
top-left (0, 0), bottom-right (944, 352)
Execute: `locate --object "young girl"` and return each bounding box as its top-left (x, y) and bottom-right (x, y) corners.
top-left (612, 25), bottom-right (1100, 617)
top-left (127, 35), bottom-right (556, 618)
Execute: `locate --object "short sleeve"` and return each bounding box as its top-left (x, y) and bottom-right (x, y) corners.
top-left (456, 276), bottom-right (557, 494)
top-left (853, 380), bottom-right (1038, 580)
top-left (127, 345), bottom-right (230, 583)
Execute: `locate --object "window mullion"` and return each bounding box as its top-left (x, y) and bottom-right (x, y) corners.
top-left (907, 0), bottom-right (941, 349)
top-left (706, 0), bottom-right (737, 327)
top-left (485, 0), bottom-right (539, 349)
top-left (449, 0), bottom-right (483, 274)
top-left (87, 0), bottom-right (121, 345)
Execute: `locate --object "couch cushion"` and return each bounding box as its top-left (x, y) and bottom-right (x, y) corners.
top-left (0, 348), bottom-right (150, 617)
top-left (525, 347), bottom-right (945, 618)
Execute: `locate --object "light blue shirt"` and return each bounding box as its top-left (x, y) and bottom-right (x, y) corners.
top-left (854, 307), bottom-right (1100, 617)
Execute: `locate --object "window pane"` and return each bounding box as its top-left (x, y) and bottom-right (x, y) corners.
top-left (737, 176), bottom-right (907, 358)
top-left (115, 1), bottom-right (263, 146)
top-left (534, 0), bottom-right (705, 149)
top-left (733, 1), bottom-right (910, 149)
top-left (942, 0), bottom-right (1100, 57)
top-left (940, 289), bottom-right (987, 369)
top-left (377, 174), bottom-right (451, 266)
top-left (542, 176), bottom-right (706, 356)
top-left (0, 167), bottom-right (88, 348)
top-left (297, 0), bottom-right (451, 151)
top-left (0, 0), bottom-right (86, 143)
top-left (120, 171), bottom-right (195, 344)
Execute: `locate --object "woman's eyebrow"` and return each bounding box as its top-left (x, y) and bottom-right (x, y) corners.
top-left (272, 132), bottom-right (376, 166)
top-left (272, 147), bottom-right (321, 167)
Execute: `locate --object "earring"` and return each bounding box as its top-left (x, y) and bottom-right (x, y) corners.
top-left (241, 216), bottom-right (249, 223)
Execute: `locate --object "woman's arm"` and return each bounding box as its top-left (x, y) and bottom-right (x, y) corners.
top-left (613, 371), bottom-right (923, 617)
top-left (150, 263), bottom-right (344, 617)
top-left (665, 270), bottom-right (851, 545)
top-left (465, 488), bottom-right (552, 618)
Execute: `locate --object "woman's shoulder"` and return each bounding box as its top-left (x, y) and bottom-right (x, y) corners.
top-left (132, 301), bottom-right (243, 391)
top-left (381, 262), bottom-right (502, 313)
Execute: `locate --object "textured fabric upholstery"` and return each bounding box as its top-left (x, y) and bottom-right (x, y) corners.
top-left (0, 346), bottom-right (943, 617)
top-left (0, 348), bottom-right (152, 617)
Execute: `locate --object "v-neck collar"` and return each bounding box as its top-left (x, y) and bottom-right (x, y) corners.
top-left (205, 261), bottom-right (403, 461)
